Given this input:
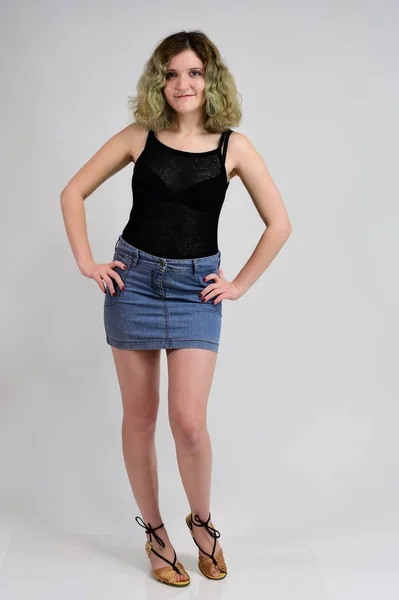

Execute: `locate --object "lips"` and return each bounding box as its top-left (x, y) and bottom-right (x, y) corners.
top-left (176, 95), bottom-right (194, 98)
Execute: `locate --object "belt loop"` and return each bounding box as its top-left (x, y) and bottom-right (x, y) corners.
top-left (114, 236), bottom-right (120, 252)
top-left (193, 258), bottom-right (198, 276)
top-left (132, 247), bottom-right (138, 267)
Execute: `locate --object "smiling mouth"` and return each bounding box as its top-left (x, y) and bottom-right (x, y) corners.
top-left (176, 95), bottom-right (194, 98)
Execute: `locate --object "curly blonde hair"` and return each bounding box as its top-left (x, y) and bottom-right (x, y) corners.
top-left (128, 30), bottom-right (242, 133)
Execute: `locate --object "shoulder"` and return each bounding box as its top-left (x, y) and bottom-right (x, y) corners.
top-left (129, 122), bottom-right (151, 136)
top-left (225, 130), bottom-right (257, 174)
top-left (126, 123), bottom-right (152, 162)
top-left (227, 130), bottom-right (253, 152)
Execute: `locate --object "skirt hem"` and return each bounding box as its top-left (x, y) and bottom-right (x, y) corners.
top-left (106, 335), bottom-right (218, 353)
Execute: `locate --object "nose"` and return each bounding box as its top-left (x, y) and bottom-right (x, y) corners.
top-left (175, 74), bottom-right (191, 90)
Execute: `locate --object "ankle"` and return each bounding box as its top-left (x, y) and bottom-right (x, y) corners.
top-left (148, 536), bottom-right (171, 550)
top-left (141, 514), bottom-right (163, 527)
top-left (191, 511), bottom-right (211, 523)
top-left (145, 527), bottom-right (171, 548)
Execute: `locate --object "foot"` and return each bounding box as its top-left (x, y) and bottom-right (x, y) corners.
top-left (190, 517), bottom-right (224, 577)
top-left (147, 532), bottom-right (189, 583)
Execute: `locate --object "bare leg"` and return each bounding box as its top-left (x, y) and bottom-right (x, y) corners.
top-left (112, 347), bottom-right (188, 581)
top-left (166, 348), bottom-right (223, 577)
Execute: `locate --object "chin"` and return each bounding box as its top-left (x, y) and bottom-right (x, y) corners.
top-left (173, 105), bottom-right (198, 113)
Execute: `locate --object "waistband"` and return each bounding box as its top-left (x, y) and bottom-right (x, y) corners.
top-left (114, 235), bottom-right (221, 270)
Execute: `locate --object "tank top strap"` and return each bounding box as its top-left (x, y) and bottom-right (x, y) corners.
top-left (143, 129), bottom-right (155, 149)
top-left (218, 129), bottom-right (233, 164)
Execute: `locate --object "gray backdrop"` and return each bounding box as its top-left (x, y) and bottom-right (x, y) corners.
top-left (1, 0), bottom-right (397, 544)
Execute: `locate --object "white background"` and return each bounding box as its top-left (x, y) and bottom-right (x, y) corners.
top-left (1, 0), bottom-right (398, 597)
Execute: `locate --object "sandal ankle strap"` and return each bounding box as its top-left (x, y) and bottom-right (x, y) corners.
top-left (135, 515), bottom-right (165, 547)
top-left (191, 513), bottom-right (221, 539)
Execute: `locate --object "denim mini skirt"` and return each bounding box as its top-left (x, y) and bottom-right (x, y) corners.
top-left (103, 235), bottom-right (222, 353)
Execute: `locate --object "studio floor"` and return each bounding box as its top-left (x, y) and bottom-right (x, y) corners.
top-left (1, 513), bottom-right (398, 599)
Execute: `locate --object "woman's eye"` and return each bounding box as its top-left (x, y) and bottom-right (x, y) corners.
top-left (166, 70), bottom-right (201, 78)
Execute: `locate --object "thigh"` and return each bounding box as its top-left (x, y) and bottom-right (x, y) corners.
top-left (111, 347), bottom-right (161, 425)
top-left (166, 348), bottom-right (218, 432)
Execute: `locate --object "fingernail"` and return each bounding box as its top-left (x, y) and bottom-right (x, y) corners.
top-left (112, 292), bottom-right (117, 297)
top-left (121, 286), bottom-right (125, 291)
top-left (201, 298), bottom-right (205, 302)
top-left (202, 277), bottom-right (206, 282)
top-left (198, 292), bottom-right (202, 297)
top-left (123, 266), bottom-right (127, 270)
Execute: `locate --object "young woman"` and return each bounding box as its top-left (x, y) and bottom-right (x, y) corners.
top-left (60, 30), bottom-right (291, 587)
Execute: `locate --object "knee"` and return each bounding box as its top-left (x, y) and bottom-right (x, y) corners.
top-left (170, 415), bottom-right (207, 448)
top-left (123, 405), bottom-right (157, 434)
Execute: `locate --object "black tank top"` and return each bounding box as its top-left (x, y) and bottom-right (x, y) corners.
top-left (121, 128), bottom-right (233, 259)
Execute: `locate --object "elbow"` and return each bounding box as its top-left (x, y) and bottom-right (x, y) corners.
top-left (60, 185), bottom-right (84, 203)
top-left (267, 220), bottom-right (292, 238)
top-left (284, 222), bottom-right (292, 237)
top-left (60, 181), bottom-right (74, 198)
top-left (60, 186), bottom-right (70, 202)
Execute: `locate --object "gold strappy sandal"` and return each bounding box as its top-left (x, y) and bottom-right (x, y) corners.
top-left (186, 512), bottom-right (227, 580)
top-left (135, 516), bottom-right (190, 587)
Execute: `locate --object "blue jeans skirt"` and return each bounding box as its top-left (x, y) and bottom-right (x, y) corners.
top-left (103, 236), bottom-right (222, 353)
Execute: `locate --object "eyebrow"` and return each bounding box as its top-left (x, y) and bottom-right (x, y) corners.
top-left (166, 67), bottom-right (203, 72)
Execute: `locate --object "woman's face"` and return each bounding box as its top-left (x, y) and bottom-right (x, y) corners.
top-left (163, 49), bottom-right (206, 115)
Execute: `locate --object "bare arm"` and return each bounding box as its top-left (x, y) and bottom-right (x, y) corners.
top-left (227, 132), bottom-right (292, 297)
top-left (60, 122), bottom-right (139, 271)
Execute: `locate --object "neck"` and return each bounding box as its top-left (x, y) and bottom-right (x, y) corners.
top-left (170, 109), bottom-right (207, 134)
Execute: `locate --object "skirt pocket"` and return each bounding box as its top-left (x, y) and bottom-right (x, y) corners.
top-left (104, 249), bottom-right (135, 307)
top-left (196, 265), bottom-right (223, 315)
